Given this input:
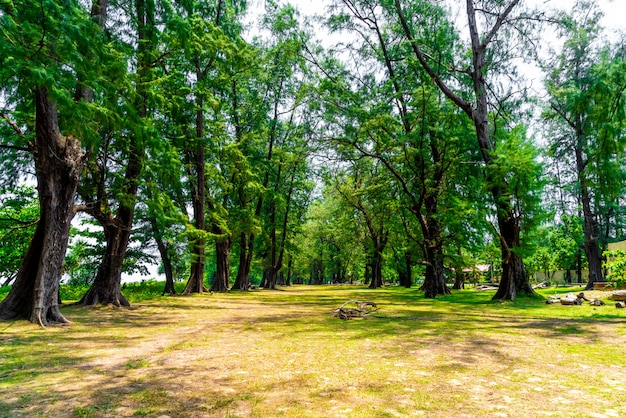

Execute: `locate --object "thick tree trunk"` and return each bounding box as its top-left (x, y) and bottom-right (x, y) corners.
top-left (210, 237), bottom-right (231, 292)
top-left (78, 224), bottom-right (130, 306)
top-left (398, 251), bottom-right (412, 288)
top-left (421, 241), bottom-right (450, 298)
top-left (263, 266), bottom-right (278, 289)
top-left (492, 210), bottom-right (534, 300)
top-left (232, 232), bottom-right (253, 290)
top-left (0, 89), bottom-right (83, 325)
top-left (368, 247), bottom-right (384, 288)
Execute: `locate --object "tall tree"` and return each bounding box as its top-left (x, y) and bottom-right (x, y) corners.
top-left (323, 0), bottom-right (484, 296)
top-left (76, 0), bottom-right (159, 306)
top-left (392, 0), bottom-right (544, 300)
top-left (543, 1), bottom-right (626, 289)
top-left (0, 0), bottom-right (111, 324)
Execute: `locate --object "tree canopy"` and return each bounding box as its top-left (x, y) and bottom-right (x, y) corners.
top-left (1, 0), bottom-right (625, 324)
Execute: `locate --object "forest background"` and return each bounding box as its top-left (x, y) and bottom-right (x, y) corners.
top-left (2, 0), bottom-right (626, 325)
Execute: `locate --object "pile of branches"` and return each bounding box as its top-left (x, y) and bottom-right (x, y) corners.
top-left (333, 300), bottom-right (378, 320)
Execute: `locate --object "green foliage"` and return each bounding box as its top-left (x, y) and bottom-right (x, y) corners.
top-left (0, 186), bottom-right (38, 284)
top-left (604, 249), bottom-right (626, 287)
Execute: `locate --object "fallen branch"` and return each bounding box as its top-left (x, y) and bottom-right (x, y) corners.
top-left (333, 300), bottom-right (378, 320)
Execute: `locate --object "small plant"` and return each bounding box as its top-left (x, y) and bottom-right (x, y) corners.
top-left (125, 358), bottom-right (150, 369)
top-left (603, 249), bottom-right (626, 288)
top-left (74, 406), bottom-right (97, 418)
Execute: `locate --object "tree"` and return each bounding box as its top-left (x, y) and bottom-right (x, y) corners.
top-left (392, 0), bottom-right (545, 300)
top-left (332, 160), bottom-right (393, 289)
top-left (323, 0), bottom-right (486, 296)
top-left (76, 0), bottom-right (160, 306)
top-left (543, 0), bottom-right (626, 290)
top-left (161, 0), bottom-right (248, 294)
top-left (0, 0), bottom-right (110, 324)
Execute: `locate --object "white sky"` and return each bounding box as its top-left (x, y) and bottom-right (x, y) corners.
top-left (267, 0), bottom-right (626, 37)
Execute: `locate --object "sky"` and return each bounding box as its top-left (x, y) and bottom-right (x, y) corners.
top-left (268, 0), bottom-right (626, 37)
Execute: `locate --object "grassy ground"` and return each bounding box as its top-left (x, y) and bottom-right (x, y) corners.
top-left (1, 283), bottom-right (625, 418)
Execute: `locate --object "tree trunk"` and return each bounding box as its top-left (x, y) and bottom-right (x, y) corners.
top-left (493, 211), bottom-right (534, 300)
top-left (183, 74), bottom-right (207, 295)
top-left (578, 168), bottom-right (603, 289)
top-left (156, 237), bottom-right (176, 296)
top-left (210, 237), bottom-right (231, 292)
top-left (421, 240), bottom-right (450, 298)
top-left (232, 232), bottom-right (253, 290)
top-left (0, 89), bottom-right (83, 325)
top-left (368, 246), bottom-right (384, 288)
top-left (285, 256), bottom-right (293, 286)
top-left (78, 223), bottom-right (131, 306)
top-left (398, 251), bottom-right (412, 288)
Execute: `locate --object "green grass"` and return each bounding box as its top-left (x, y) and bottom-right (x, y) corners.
top-left (1, 283), bottom-right (625, 417)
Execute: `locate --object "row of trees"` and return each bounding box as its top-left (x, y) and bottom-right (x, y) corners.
top-left (1, 0), bottom-right (625, 325)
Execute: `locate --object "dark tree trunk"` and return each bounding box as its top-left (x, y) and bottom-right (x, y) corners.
top-left (421, 241), bottom-right (450, 298)
top-left (577, 156), bottom-right (603, 289)
top-left (156, 237), bottom-right (176, 296)
top-left (493, 211), bottom-right (534, 299)
top-left (453, 248), bottom-right (465, 290)
top-left (263, 266), bottom-right (278, 289)
top-left (232, 232), bottom-right (254, 290)
top-left (210, 237), bottom-right (231, 292)
top-left (80, 0), bottom-right (149, 306)
top-left (183, 77), bottom-right (207, 295)
top-left (285, 256), bottom-right (293, 286)
top-left (146, 210), bottom-right (177, 296)
top-left (398, 251), bottom-right (412, 288)
top-left (368, 247), bottom-right (384, 289)
top-left (78, 223), bottom-right (131, 306)
top-left (453, 272), bottom-right (466, 290)
top-left (309, 259), bottom-right (324, 284)
top-left (0, 89), bottom-right (83, 325)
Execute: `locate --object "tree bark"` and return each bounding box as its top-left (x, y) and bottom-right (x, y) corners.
top-left (368, 243), bottom-right (385, 289)
top-left (210, 236), bottom-right (231, 292)
top-left (398, 251), bottom-right (412, 288)
top-left (78, 0), bottom-right (149, 305)
top-left (577, 151), bottom-right (604, 289)
top-left (231, 232), bottom-right (253, 290)
top-left (146, 208), bottom-right (176, 295)
top-left (0, 89), bottom-right (83, 325)
top-left (421, 232), bottom-right (450, 297)
top-left (78, 223), bottom-right (131, 306)
top-left (156, 236), bottom-right (177, 296)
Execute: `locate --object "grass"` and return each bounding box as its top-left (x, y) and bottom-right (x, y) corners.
top-left (1, 283), bottom-right (625, 417)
